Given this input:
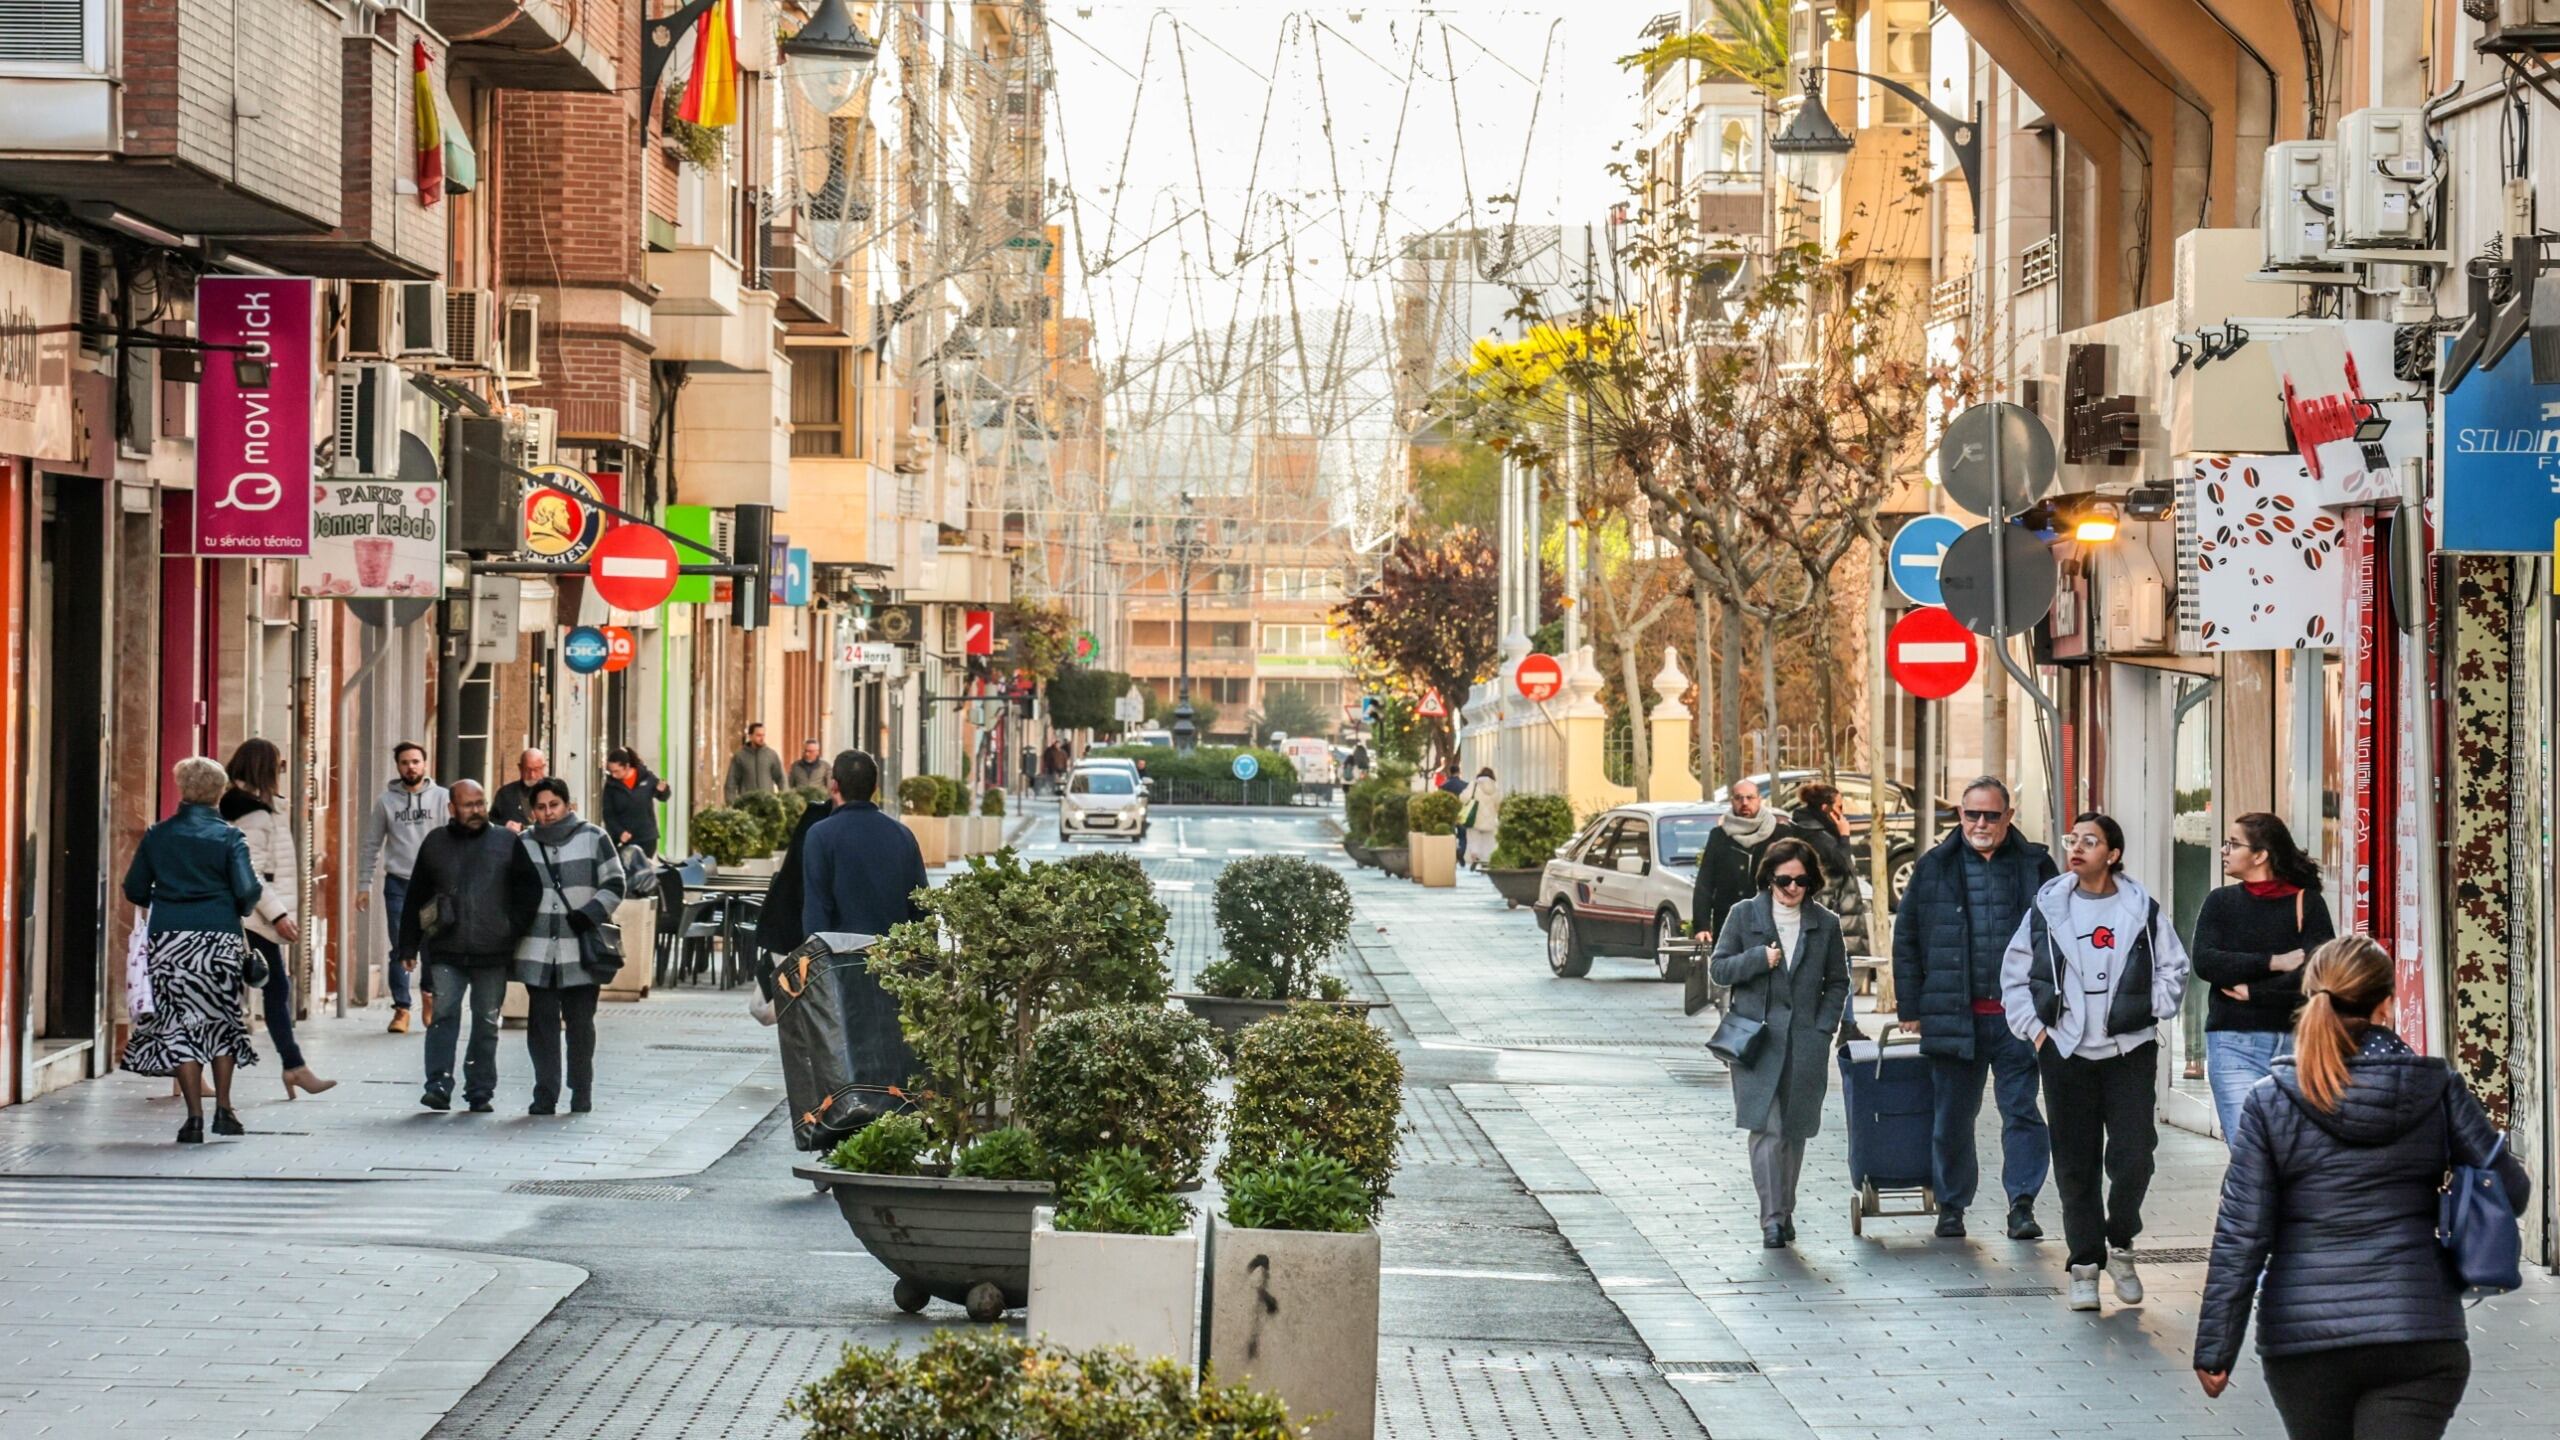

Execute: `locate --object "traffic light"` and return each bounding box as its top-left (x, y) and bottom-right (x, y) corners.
top-left (731, 503), bottom-right (774, 631)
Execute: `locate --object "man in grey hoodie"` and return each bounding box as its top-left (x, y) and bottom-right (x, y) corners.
top-left (357, 741), bottom-right (451, 1033)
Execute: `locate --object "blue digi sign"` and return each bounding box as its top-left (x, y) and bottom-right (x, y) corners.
top-left (1230, 753), bottom-right (1260, 781)
top-left (1886, 515), bottom-right (1967, 606)
top-left (2441, 343), bottom-right (2560, 554)
top-left (563, 625), bottom-right (610, 675)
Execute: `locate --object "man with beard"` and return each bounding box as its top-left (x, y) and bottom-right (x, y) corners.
top-left (401, 780), bottom-right (540, 1112)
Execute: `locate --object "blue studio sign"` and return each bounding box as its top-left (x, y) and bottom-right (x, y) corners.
top-left (563, 625), bottom-right (610, 674)
top-left (2441, 343), bottom-right (2560, 553)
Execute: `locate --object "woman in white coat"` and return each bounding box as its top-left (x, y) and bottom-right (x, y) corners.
top-left (1459, 767), bottom-right (1501, 870)
top-left (223, 740), bottom-right (335, 1098)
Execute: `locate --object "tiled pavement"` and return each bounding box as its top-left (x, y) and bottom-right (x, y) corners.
top-left (1343, 853), bottom-right (2559, 1438)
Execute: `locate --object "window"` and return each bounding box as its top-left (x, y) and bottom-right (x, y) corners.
top-left (1697, 108), bottom-right (1761, 189)
top-left (1875, 0), bottom-right (1931, 126)
top-left (1258, 625), bottom-right (1342, 657)
top-left (1071, 769), bottom-right (1134, 796)
top-left (1657, 813), bottom-right (1716, 867)
top-left (790, 348), bottom-right (845, 456)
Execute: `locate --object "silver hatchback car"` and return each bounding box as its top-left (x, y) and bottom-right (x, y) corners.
top-left (1533, 803), bottom-right (1723, 982)
top-left (1059, 764), bottom-right (1149, 842)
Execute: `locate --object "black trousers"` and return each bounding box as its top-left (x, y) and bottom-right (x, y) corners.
top-left (247, 933), bottom-right (303, 1071)
top-left (2035, 1040), bottom-right (2157, 1267)
top-left (524, 984), bottom-right (598, 1105)
top-left (2265, 1341), bottom-right (2471, 1440)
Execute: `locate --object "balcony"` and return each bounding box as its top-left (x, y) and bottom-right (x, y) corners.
top-left (423, 1), bottom-right (615, 93)
top-left (763, 224), bottom-right (840, 328)
top-left (251, 8), bottom-right (449, 279)
top-left (1126, 644), bottom-right (1256, 677)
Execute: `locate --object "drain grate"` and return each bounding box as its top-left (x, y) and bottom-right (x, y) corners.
top-left (507, 1180), bottom-right (694, 1201)
top-left (1668, 1360), bottom-right (1760, 1375)
top-left (2130, 1246), bottom-right (2211, 1264)
top-left (1936, 1285), bottom-right (2061, 1298)
top-left (647, 1042), bottom-right (772, 1054)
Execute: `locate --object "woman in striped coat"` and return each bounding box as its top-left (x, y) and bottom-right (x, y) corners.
top-left (515, 779), bottom-right (629, 1116)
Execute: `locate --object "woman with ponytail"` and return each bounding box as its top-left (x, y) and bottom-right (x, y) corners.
top-left (2192, 813), bottom-right (2334, 1139)
top-left (2194, 937), bottom-right (2529, 1438)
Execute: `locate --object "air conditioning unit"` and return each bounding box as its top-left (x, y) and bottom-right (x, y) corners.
top-left (501, 293), bottom-right (542, 382)
top-left (445, 287), bottom-right (496, 368)
top-left (2474, 0), bottom-right (2560, 53)
top-left (2335, 108), bottom-right (2433, 249)
top-left (2261, 142), bottom-right (2339, 270)
top-left (344, 281), bottom-right (400, 359)
top-left (394, 280), bottom-right (447, 358)
top-left (510, 405), bottom-right (559, 468)
top-left (333, 362), bottom-right (405, 478)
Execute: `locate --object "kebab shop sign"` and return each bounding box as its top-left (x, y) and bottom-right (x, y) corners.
top-left (298, 479), bottom-right (444, 599)
top-left (194, 277), bottom-right (318, 556)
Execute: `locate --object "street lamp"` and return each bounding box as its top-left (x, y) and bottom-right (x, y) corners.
top-left (1169, 492), bottom-right (1202, 753)
top-left (783, 0), bottom-right (881, 116)
top-left (1768, 65), bottom-right (1983, 231)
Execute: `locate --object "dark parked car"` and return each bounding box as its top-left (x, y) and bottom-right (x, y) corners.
top-left (1709, 770), bottom-right (1957, 908)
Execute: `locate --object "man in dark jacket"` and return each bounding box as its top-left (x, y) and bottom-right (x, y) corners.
top-left (755, 773), bottom-right (841, 986)
top-left (402, 780), bottom-right (541, 1112)
top-left (801, 750), bottom-right (930, 939)
top-left (1691, 779), bottom-right (1802, 946)
top-left (1891, 775), bottom-right (2058, 1239)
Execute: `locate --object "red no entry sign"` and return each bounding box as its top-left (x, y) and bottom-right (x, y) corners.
top-left (1887, 606), bottom-right (1980, 699)
top-left (589, 525), bottom-right (680, 612)
top-left (1515, 651), bottom-right (1564, 702)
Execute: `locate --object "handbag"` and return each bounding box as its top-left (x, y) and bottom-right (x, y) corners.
top-left (1706, 1008), bottom-right (1766, 1064)
top-left (239, 942), bottom-right (271, 990)
top-left (2438, 1093), bottom-right (2524, 1295)
top-left (539, 839), bottom-right (626, 983)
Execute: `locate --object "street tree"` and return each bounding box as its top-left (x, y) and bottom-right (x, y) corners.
top-left (1333, 526), bottom-right (1547, 761)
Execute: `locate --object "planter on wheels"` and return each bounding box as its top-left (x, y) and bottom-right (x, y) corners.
top-left (1204, 1221), bottom-right (1381, 1439)
top-left (1485, 868), bottom-right (1544, 910)
top-left (796, 1165), bottom-right (1055, 1321)
top-left (1026, 1207), bottom-right (1202, 1360)
top-left (1174, 993), bottom-right (1381, 1039)
top-left (1374, 845), bottom-right (1410, 879)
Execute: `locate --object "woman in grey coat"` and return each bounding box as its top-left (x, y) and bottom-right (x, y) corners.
top-left (1707, 836), bottom-right (1853, 1249)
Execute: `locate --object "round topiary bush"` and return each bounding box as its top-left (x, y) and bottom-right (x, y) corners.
top-left (1018, 1003), bottom-right (1223, 1184)
top-left (980, 786), bottom-right (1006, 817)
top-left (1219, 1007), bottom-right (1403, 1214)
top-left (1343, 777), bottom-right (1384, 845)
top-left (736, 790), bottom-right (795, 854)
top-left (936, 776), bottom-right (970, 816)
top-left (1408, 790), bottom-right (1462, 836)
top-left (689, 807), bottom-right (763, 866)
top-left (1211, 854), bottom-right (1352, 1001)
top-left (895, 774), bottom-right (940, 816)
top-left (1488, 793), bottom-right (1576, 869)
top-left (1369, 790), bottom-right (1411, 846)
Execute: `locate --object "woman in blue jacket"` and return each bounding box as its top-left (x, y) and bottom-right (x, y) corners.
top-left (2194, 935), bottom-right (2530, 1438)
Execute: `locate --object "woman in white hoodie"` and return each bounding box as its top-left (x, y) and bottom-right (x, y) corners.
top-left (2001, 811), bottom-right (2188, 1314)
top-left (223, 740), bottom-right (335, 1098)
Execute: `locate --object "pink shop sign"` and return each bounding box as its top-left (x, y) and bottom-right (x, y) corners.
top-left (194, 277), bottom-right (317, 556)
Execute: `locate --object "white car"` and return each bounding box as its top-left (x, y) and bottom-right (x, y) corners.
top-left (1532, 803), bottom-right (1724, 982)
top-left (1060, 764), bottom-right (1149, 842)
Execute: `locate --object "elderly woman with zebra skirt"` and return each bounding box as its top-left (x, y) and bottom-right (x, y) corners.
top-left (123, 756), bottom-right (268, 1143)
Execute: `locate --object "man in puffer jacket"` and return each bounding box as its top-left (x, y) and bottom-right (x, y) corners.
top-left (1891, 775), bottom-right (2057, 1240)
top-left (402, 781), bottom-right (541, 1112)
top-left (515, 780), bottom-right (628, 1116)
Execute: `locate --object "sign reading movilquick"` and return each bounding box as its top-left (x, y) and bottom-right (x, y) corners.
top-left (2441, 340), bottom-right (2560, 553)
top-left (0, 251), bottom-right (75, 460)
top-left (195, 277), bottom-right (318, 556)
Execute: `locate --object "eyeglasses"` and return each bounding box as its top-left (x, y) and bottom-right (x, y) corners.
top-left (1770, 873), bottom-right (1812, 890)
top-left (2065, 835), bottom-right (2114, 850)
top-left (2218, 840), bottom-right (2258, 852)
top-left (1960, 809), bottom-right (2005, 824)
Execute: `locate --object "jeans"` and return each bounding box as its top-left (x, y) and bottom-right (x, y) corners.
top-left (382, 872), bottom-right (414, 1008)
top-left (2265, 1340), bottom-right (2470, 1440)
top-left (424, 963), bottom-right (508, 1104)
top-left (2207, 1029), bottom-right (2293, 1140)
top-left (248, 933), bottom-right (303, 1071)
top-left (1928, 1011), bottom-right (2051, 1212)
top-left (2037, 1040), bottom-right (2159, 1268)
top-left (524, 984), bottom-right (599, 1106)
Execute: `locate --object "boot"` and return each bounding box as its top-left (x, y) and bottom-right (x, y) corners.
top-left (282, 1067), bottom-right (337, 1099)
top-left (387, 1007), bottom-right (411, 1035)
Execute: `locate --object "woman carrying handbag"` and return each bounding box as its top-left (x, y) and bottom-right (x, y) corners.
top-left (1705, 837), bottom-right (1852, 1250)
top-left (514, 779), bottom-right (629, 1116)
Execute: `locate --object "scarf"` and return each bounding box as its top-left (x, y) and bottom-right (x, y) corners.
top-left (1720, 806), bottom-right (1777, 848)
top-left (2242, 880), bottom-right (2302, 899)
top-left (530, 813), bottom-right (586, 848)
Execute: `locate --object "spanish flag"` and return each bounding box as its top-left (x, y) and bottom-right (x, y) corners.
top-left (678, 0), bottom-right (740, 128)
top-left (413, 41), bottom-right (443, 206)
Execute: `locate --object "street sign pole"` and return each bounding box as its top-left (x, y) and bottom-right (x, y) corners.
top-left (1986, 419), bottom-right (2069, 847)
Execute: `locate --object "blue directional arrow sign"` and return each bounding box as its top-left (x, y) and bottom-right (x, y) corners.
top-left (1887, 515), bottom-right (1967, 607)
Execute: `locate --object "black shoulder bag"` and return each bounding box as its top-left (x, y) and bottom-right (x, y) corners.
top-left (539, 838), bottom-right (625, 983)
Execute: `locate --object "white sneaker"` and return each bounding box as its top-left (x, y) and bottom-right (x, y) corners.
top-left (2106, 1248), bottom-right (2144, 1304)
top-left (2068, 1264), bottom-right (2102, 1311)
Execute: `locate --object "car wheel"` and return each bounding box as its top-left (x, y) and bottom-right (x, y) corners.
top-left (1653, 910), bottom-right (1690, 983)
top-left (1889, 849), bottom-right (1916, 909)
top-left (1547, 906), bottom-right (1592, 978)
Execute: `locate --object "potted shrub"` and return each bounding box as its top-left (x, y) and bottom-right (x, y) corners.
top-left (1205, 1008), bottom-right (1404, 1438)
top-left (690, 806), bottom-right (763, 875)
top-left (786, 1328), bottom-right (1300, 1439)
top-left (894, 774), bottom-right (946, 866)
top-left (980, 786), bottom-right (1007, 846)
top-left (1370, 790), bottom-right (1412, 879)
top-left (1406, 790), bottom-right (1461, 888)
top-left (1485, 793), bottom-right (1573, 909)
top-left (734, 790), bottom-right (795, 876)
top-left (1022, 1004), bottom-right (1220, 1359)
top-left (1341, 779), bottom-right (1380, 866)
top-left (1178, 854), bottom-right (1373, 1036)
top-left (796, 853), bottom-right (1176, 1320)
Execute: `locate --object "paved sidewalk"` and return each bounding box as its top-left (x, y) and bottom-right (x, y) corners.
top-left (1350, 861), bottom-right (2559, 1439)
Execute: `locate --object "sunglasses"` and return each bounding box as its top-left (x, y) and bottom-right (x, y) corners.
top-left (1770, 873), bottom-right (1812, 891)
top-left (1960, 809), bottom-right (2006, 824)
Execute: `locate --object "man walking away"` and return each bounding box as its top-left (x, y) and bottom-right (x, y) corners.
top-left (491, 749), bottom-right (549, 832)
top-left (727, 723), bottom-right (785, 803)
top-left (356, 742), bottom-right (450, 1034)
top-left (1893, 776), bottom-right (2059, 1239)
top-left (516, 780), bottom-right (628, 1115)
top-left (757, 768), bottom-right (843, 989)
top-left (402, 781), bottom-right (540, 1112)
top-left (802, 751), bottom-right (930, 938)
top-left (787, 739), bottom-right (828, 791)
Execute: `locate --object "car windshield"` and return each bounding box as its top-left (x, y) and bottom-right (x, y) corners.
top-left (1655, 814), bottom-right (1716, 866)
top-left (1071, 771), bottom-right (1135, 796)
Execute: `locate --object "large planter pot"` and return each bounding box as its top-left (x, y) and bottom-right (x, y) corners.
top-left (1174, 993), bottom-right (1382, 1039)
top-left (1486, 867), bottom-right (1545, 910)
top-left (1375, 844), bottom-right (1410, 879)
top-left (796, 1165), bottom-right (1054, 1321)
top-left (1204, 1221), bottom-right (1380, 1439)
top-left (710, 855), bottom-right (781, 879)
top-left (903, 814), bottom-right (947, 867)
top-left (1026, 1207), bottom-right (1201, 1361)
top-left (1340, 834), bottom-right (1365, 863)
top-left (1410, 834), bottom-right (1457, 888)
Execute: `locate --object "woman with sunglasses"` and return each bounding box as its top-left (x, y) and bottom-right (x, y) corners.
top-left (1706, 836), bottom-right (1852, 1249)
top-left (2000, 812), bottom-right (2190, 1311)
top-left (2192, 813), bottom-right (2334, 1140)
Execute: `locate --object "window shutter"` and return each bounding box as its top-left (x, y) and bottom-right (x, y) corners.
top-left (0, 0), bottom-right (91, 67)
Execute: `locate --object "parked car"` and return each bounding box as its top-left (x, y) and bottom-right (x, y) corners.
top-left (1059, 764), bottom-right (1149, 842)
top-left (1709, 770), bottom-right (1957, 908)
top-left (1533, 803), bottom-right (1724, 982)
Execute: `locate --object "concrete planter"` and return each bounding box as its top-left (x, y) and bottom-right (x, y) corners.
top-left (712, 855), bottom-right (780, 879)
top-left (603, 897), bottom-right (655, 1001)
top-left (1374, 845), bottom-right (1410, 879)
top-left (1026, 1207), bottom-right (1202, 1361)
top-left (1204, 1222), bottom-right (1380, 1438)
top-left (796, 1164), bottom-right (1054, 1321)
top-left (1410, 834), bottom-right (1457, 887)
top-left (903, 814), bottom-right (947, 866)
top-left (1486, 868), bottom-right (1544, 910)
top-left (1174, 993), bottom-right (1381, 1039)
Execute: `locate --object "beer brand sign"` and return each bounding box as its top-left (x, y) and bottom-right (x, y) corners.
top-left (195, 277), bottom-right (319, 556)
